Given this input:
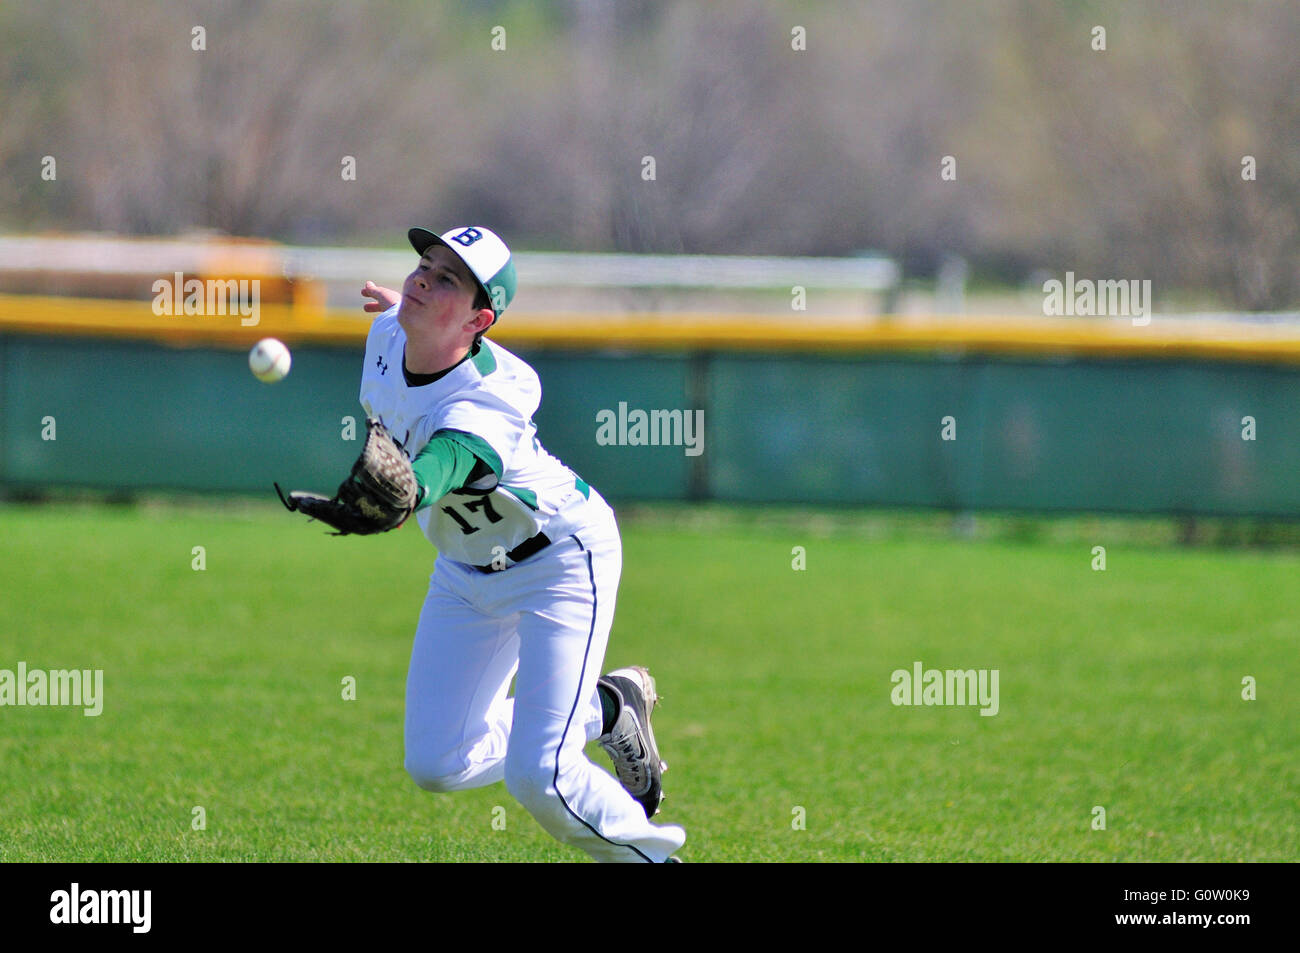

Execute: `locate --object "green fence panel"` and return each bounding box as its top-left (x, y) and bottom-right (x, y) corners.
top-left (3, 335), bottom-right (1298, 517)
top-left (709, 353), bottom-right (978, 506)
top-left (0, 336), bottom-right (694, 502)
top-left (707, 354), bottom-right (1300, 516)
top-left (1, 335), bottom-right (361, 493)
top-left (518, 348), bottom-right (692, 502)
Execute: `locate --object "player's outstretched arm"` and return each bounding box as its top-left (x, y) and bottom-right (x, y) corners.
top-left (362, 281), bottom-right (401, 313)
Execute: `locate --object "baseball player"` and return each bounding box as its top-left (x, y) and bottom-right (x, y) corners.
top-left (276, 225), bottom-right (685, 863)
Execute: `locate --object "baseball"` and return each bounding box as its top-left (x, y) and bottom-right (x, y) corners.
top-left (249, 338), bottom-right (291, 383)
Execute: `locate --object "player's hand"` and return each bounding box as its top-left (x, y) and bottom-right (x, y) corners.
top-left (362, 281), bottom-right (401, 313)
top-left (275, 418), bottom-right (419, 535)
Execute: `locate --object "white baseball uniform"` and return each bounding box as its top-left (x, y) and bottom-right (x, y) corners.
top-left (360, 304), bottom-right (686, 863)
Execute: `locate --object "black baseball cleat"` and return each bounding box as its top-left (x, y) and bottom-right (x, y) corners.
top-left (597, 666), bottom-right (668, 819)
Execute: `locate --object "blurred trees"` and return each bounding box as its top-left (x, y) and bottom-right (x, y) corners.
top-left (1, 0), bottom-right (1296, 308)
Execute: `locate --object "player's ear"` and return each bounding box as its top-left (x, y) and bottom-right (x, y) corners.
top-left (468, 308), bottom-right (495, 334)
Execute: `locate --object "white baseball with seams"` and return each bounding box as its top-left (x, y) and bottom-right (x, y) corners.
top-left (249, 338), bottom-right (292, 383)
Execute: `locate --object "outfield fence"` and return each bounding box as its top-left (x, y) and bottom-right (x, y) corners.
top-left (1, 295), bottom-right (1298, 516)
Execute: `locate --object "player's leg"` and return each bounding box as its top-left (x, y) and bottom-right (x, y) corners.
top-left (493, 526), bottom-right (686, 863)
top-left (403, 558), bottom-right (519, 793)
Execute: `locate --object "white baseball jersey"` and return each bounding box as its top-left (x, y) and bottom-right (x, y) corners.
top-left (359, 305), bottom-right (595, 566)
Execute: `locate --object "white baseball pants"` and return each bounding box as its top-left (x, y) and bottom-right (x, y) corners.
top-left (403, 497), bottom-right (686, 863)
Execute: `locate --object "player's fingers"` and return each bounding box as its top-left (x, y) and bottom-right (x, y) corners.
top-left (363, 282), bottom-right (400, 301)
top-left (362, 281), bottom-right (392, 312)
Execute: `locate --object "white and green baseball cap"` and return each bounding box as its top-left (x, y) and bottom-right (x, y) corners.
top-left (408, 225), bottom-right (517, 320)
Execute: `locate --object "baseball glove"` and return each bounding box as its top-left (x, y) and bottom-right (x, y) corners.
top-left (275, 417), bottom-right (420, 535)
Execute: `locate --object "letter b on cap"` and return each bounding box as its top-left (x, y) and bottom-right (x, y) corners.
top-left (451, 228), bottom-right (483, 246)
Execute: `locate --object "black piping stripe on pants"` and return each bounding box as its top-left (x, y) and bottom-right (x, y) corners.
top-left (551, 534), bottom-right (653, 863)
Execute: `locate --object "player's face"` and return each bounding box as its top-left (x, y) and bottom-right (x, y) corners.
top-left (398, 246), bottom-right (487, 342)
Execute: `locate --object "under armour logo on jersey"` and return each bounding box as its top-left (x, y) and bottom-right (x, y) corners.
top-left (450, 228), bottom-right (483, 246)
top-left (377, 355), bottom-right (388, 375)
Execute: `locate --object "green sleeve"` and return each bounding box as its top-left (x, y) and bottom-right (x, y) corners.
top-left (411, 435), bottom-right (485, 510)
top-left (435, 429), bottom-right (503, 478)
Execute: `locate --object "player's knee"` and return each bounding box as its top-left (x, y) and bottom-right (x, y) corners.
top-left (405, 752), bottom-right (470, 793)
top-left (503, 758), bottom-right (559, 817)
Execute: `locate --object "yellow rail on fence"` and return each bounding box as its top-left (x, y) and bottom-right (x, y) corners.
top-left (2, 293), bottom-right (1300, 364)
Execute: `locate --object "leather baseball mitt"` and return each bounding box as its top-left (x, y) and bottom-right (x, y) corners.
top-left (275, 418), bottom-right (420, 535)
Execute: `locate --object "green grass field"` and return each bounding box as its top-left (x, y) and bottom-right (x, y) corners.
top-left (1, 500), bottom-right (1296, 862)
